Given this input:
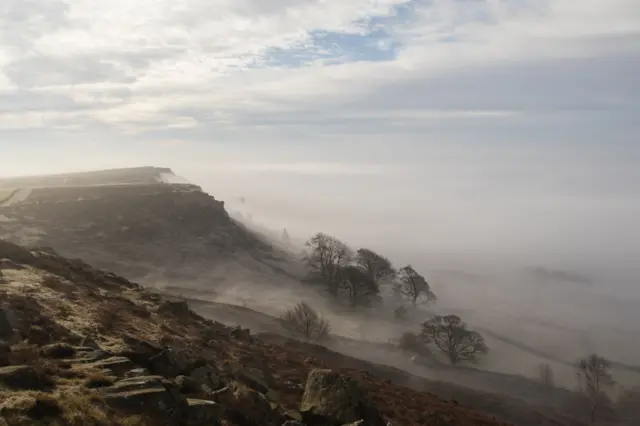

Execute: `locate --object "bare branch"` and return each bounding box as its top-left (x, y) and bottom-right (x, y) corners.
top-left (280, 301), bottom-right (330, 342)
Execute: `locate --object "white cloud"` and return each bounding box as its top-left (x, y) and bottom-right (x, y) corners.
top-left (0, 0), bottom-right (637, 133)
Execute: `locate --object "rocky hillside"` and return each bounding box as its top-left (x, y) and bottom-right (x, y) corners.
top-left (0, 238), bottom-right (515, 426)
top-left (0, 168), bottom-right (301, 291)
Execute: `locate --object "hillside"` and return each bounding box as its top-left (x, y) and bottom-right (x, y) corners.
top-left (0, 237), bottom-right (515, 426)
top-left (0, 168), bottom-right (301, 290)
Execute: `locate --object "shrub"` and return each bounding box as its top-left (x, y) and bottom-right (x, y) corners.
top-left (280, 301), bottom-right (330, 342)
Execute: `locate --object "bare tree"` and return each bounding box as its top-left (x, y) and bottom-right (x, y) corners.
top-left (280, 301), bottom-right (330, 342)
top-left (355, 248), bottom-right (395, 292)
top-left (338, 265), bottom-right (377, 308)
top-left (575, 353), bottom-right (615, 425)
top-left (537, 363), bottom-right (556, 387)
top-left (420, 314), bottom-right (488, 365)
top-left (396, 265), bottom-right (436, 307)
top-left (304, 233), bottom-right (352, 299)
top-left (394, 305), bottom-right (408, 321)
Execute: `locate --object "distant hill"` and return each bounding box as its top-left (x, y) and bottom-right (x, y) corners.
top-left (0, 167), bottom-right (302, 291)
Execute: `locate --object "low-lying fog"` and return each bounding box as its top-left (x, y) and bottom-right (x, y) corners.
top-left (180, 140), bottom-right (640, 388)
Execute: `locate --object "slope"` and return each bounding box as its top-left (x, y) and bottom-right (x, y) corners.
top-left (0, 167), bottom-right (301, 291)
top-left (0, 238), bottom-right (513, 426)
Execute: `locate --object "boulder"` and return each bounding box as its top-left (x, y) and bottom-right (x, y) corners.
top-left (300, 369), bottom-right (385, 426)
top-left (215, 381), bottom-right (280, 426)
top-left (184, 398), bottom-right (221, 425)
top-left (148, 348), bottom-right (190, 377)
top-left (175, 375), bottom-right (203, 395)
top-left (189, 365), bottom-right (221, 390)
top-left (233, 364), bottom-right (271, 393)
top-left (0, 365), bottom-right (52, 390)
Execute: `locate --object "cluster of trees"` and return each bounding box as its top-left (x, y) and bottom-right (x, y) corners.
top-left (304, 232), bottom-right (436, 309)
top-left (398, 314), bottom-right (489, 365)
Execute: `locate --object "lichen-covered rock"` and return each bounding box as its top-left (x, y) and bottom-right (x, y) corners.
top-left (300, 369), bottom-right (385, 426)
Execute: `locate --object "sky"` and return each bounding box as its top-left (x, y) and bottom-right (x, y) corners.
top-left (1, 0), bottom-right (639, 297)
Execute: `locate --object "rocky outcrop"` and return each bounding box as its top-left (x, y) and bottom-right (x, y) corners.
top-left (0, 238), bottom-right (518, 426)
top-left (0, 168), bottom-right (295, 289)
top-left (300, 369), bottom-right (386, 426)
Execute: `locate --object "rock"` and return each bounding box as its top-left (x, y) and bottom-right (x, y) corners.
top-left (39, 343), bottom-right (76, 359)
top-left (65, 349), bottom-right (111, 365)
top-left (175, 375), bottom-right (202, 394)
top-left (0, 340), bottom-right (9, 366)
top-left (282, 421), bottom-right (306, 426)
top-left (0, 365), bottom-right (52, 390)
top-left (341, 422), bottom-right (364, 426)
top-left (148, 348), bottom-right (190, 377)
top-left (184, 398), bottom-right (221, 425)
top-left (215, 382), bottom-right (280, 426)
top-left (300, 369), bottom-right (385, 426)
top-left (233, 365), bottom-right (271, 393)
top-left (101, 375), bottom-right (188, 422)
top-left (125, 368), bottom-right (150, 378)
top-left (230, 326), bottom-right (252, 342)
top-left (189, 365), bottom-right (221, 391)
top-left (104, 335), bottom-right (163, 369)
top-left (78, 356), bottom-right (136, 377)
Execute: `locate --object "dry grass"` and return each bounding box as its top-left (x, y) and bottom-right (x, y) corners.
top-left (0, 390), bottom-right (153, 426)
top-left (94, 304), bottom-right (121, 332)
top-left (83, 371), bottom-right (116, 389)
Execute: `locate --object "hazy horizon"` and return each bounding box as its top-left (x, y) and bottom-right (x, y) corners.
top-left (1, 2), bottom-right (639, 301)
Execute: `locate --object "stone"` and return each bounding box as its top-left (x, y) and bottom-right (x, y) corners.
top-left (175, 375), bottom-right (202, 394)
top-left (0, 365), bottom-right (52, 390)
top-left (39, 343), bottom-right (76, 359)
top-left (189, 365), bottom-right (221, 391)
top-left (148, 348), bottom-right (190, 377)
top-left (214, 382), bottom-right (279, 426)
top-left (282, 421), bottom-right (306, 426)
top-left (184, 398), bottom-right (221, 425)
top-left (101, 375), bottom-right (188, 422)
top-left (300, 369), bottom-right (385, 426)
top-left (125, 368), bottom-right (150, 378)
top-left (233, 365), bottom-right (271, 393)
top-left (77, 356), bottom-right (136, 377)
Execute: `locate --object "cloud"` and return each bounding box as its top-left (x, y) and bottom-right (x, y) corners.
top-left (0, 0), bottom-right (636, 134)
